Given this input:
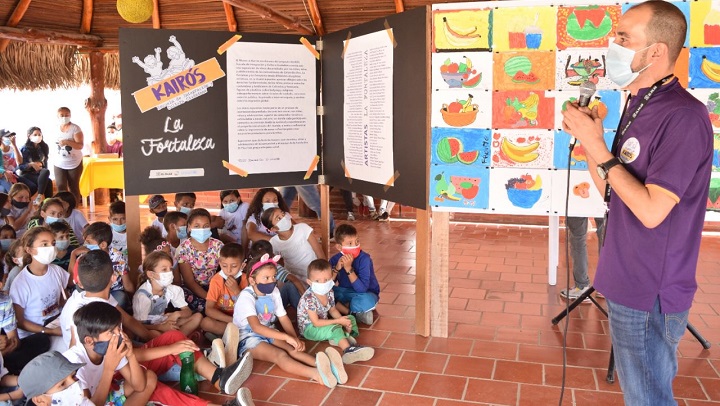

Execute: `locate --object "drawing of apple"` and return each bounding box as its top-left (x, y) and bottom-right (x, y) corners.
top-left (447, 101), bottom-right (463, 113)
top-left (448, 63), bottom-right (459, 73)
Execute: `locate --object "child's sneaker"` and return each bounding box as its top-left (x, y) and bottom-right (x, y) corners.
top-left (379, 212), bottom-right (390, 222)
top-left (217, 352), bottom-right (254, 395)
top-left (207, 338), bottom-right (226, 368)
top-left (324, 347), bottom-right (348, 384)
top-left (328, 336), bottom-right (357, 347)
top-left (223, 323), bottom-right (240, 365)
top-left (355, 310), bottom-right (374, 325)
top-left (341, 345), bottom-right (375, 364)
top-left (223, 387), bottom-right (255, 406)
top-left (315, 351), bottom-right (337, 388)
top-left (559, 286), bottom-right (591, 303)
top-left (347, 212), bottom-right (355, 221)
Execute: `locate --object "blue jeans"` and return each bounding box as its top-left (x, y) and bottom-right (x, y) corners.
top-left (279, 282), bottom-right (301, 309)
top-left (110, 289), bottom-right (131, 313)
top-left (280, 186), bottom-right (335, 233)
top-left (607, 298), bottom-right (688, 406)
top-left (566, 217), bottom-right (605, 288)
top-left (333, 286), bottom-right (378, 313)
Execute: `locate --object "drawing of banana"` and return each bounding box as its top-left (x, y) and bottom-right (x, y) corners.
top-left (461, 94), bottom-right (474, 112)
top-left (500, 138), bottom-right (540, 163)
top-left (520, 93), bottom-right (539, 109)
top-left (701, 57), bottom-right (720, 83)
top-left (464, 55), bottom-right (473, 71)
top-left (442, 17), bottom-right (482, 47)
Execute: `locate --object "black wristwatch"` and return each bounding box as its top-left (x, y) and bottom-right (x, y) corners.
top-left (596, 157), bottom-right (622, 181)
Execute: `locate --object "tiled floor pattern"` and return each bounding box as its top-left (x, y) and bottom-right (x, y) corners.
top-left (85, 206), bottom-right (720, 405)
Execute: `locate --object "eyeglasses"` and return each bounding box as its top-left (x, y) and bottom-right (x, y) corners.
top-left (155, 241), bottom-right (170, 251)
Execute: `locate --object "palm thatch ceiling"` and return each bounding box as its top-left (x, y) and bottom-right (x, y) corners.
top-left (0, 0), bottom-right (476, 90)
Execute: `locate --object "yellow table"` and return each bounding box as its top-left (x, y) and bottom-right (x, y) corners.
top-left (78, 157), bottom-right (124, 212)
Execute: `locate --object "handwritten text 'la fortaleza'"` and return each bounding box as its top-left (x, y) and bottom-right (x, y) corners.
top-left (140, 117), bottom-right (215, 156)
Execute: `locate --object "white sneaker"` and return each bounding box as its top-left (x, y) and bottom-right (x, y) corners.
top-left (223, 323), bottom-right (240, 365)
top-left (559, 286), bottom-right (591, 303)
top-left (207, 338), bottom-right (226, 368)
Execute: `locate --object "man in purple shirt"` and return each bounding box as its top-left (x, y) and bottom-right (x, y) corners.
top-left (562, 2), bottom-right (712, 404)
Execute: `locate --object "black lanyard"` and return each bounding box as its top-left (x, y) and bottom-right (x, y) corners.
top-left (603, 74), bottom-right (675, 203)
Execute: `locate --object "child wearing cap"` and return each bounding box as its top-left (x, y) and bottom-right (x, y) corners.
top-left (148, 194), bottom-right (169, 238)
top-left (17, 350), bottom-right (92, 406)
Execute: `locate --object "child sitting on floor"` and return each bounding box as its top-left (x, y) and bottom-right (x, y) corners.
top-left (248, 240), bottom-right (304, 309)
top-left (1, 240), bottom-right (22, 293)
top-left (232, 253), bottom-right (346, 388)
top-left (330, 224), bottom-right (380, 325)
top-left (108, 200), bottom-right (128, 261)
top-left (54, 191), bottom-right (87, 245)
top-left (148, 194), bottom-right (169, 238)
top-left (244, 188), bottom-right (289, 244)
top-left (219, 190), bottom-right (249, 246)
top-left (134, 251), bottom-right (203, 337)
top-left (18, 350), bottom-right (93, 406)
top-left (49, 221), bottom-right (76, 271)
top-left (298, 259), bottom-right (374, 364)
top-left (163, 210), bottom-right (188, 250)
top-left (6, 183), bottom-right (35, 238)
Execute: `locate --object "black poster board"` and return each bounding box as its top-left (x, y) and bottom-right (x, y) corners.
top-left (119, 29), bottom-right (320, 195)
top-left (322, 7), bottom-right (429, 210)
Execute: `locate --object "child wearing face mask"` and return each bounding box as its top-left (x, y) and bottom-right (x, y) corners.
top-left (233, 254), bottom-right (346, 389)
top-left (50, 221), bottom-right (77, 271)
top-left (18, 126), bottom-right (53, 203)
top-left (27, 198), bottom-right (81, 247)
top-left (219, 190), bottom-right (249, 246)
top-left (163, 211), bottom-right (188, 250)
top-left (139, 225), bottom-right (180, 286)
top-left (244, 188), bottom-right (290, 244)
top-left (6, 183), bottom-right (36, 238)
top-left (248, 240), bottom-right (304, 309)
top-left (1, 240), bottom-right (22, 294)
top-left (134, 251), bottom-right (203, 337)
top-left (108, 200), bottom-right (128, 262)
top-left (329, 224), bottom-right (380, 326)
top-left (148, 194), bottom-right (169, 238)
top-left (260, 207), bottom-right (324, 283)
top-left (54, 192), bottom-right (87, 245)
top-left (178, 208), bottom-right (224, 313)
top-left (18, 351), bottom-right (93, 406)
top-left (10, 227), bottom-right (69, 351)
top-left (297, 259), bottom-right (374, 364)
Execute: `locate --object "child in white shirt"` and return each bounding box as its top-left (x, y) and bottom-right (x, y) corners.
top-left (260, 208), bottom-right (324, 281)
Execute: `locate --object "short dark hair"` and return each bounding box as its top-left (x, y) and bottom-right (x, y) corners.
top-left (48, 220), bottom-right (72, 235)
top-left (109, 201), bottom-right (125, 216)
top-left (220, 243), bottom-right (244, 260)
top-left (220, 189), bottom-right (242, 206)
top-left (333, 224), bottom-right (357, 245)
top-left (162, 211), bottom-right (187, 233)
top-left (260, 207), bottom-right (281, 231)
top-left (78, 250), bottom-right (114, 293)
top-left (139, 225), bottom-right (165, 253)
top-left (630, 0), bottom-right (687, 62)
top-left (174, 192), bottom-right (196, 203)
top-left (54, 191), bottom-right (77, 212)
top-left (187, 208), bottom-right (211, 227)
top-left (249, 240), bottom-right (274, 259)
top-left (308, 259), bottom-right (331, 277)
top-left (73, 301), bottom-right (121, 342)
top-left (0, 224), bottom-right (16, 239)
top-left (83, 222), bottom-right (113, 246)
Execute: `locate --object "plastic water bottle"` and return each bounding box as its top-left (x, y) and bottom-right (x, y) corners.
top-left (179, 351), bottom-right (198, 395)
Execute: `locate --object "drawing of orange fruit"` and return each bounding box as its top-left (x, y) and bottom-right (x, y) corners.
top-left (573, 182), bottom-right (591, 198)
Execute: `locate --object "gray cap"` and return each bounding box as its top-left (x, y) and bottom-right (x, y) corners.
top-left (0, 129), bottom-right (15, 138)
top-left (18, 351), bottom-right (85, 399)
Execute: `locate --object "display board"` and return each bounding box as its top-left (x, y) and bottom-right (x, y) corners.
top-left (429, 0), bottom-right (720, 217)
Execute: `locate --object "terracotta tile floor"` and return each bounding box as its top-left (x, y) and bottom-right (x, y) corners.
top-left (84, 206), bottom-right (720, 405)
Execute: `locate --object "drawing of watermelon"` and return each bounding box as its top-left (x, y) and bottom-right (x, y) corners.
top-left (436, 137), bottom-right (463, 163)
top-left (450, 175), bottom-right (481, 199)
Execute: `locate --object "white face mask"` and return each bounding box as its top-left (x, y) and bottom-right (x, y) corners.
top-left (58, 116), bottom-right (71, 126)
top-left (49, 380), bottom-right (85, 405)
top-left (262, 202), bottom-right (278, 212)
top-left (30, 135), bottom-right (42, 144)
top-left (156, 272), bottom-right (174, 287)
top-left (275, 214), bottom-right (292, 232)
top-left (32, 246), bottom-right (57, 265)
top-left (311, 280), bottom-right (334, 295)
top-left (606, 41), bottom-right (654, 88)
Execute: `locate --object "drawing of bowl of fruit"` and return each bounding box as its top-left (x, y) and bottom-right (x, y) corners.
top-left (570, 58), bottom-right (602, 79)
top-left (440, 94), bottom-right (478, 127)
top-left (505, 174), bottom-right (543, 208)
top-left (439, 57), bottom-right (482, 89)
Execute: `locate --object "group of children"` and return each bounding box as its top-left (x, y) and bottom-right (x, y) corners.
top-left (0, 186), bottom-right (381, 405)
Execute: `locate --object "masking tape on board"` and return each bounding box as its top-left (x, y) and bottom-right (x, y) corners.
top-left (304, 155), bottom-right (320, 180)
top-left (341, 31), bottom-right (352, 59)
top-left (383, 170), bottom-right (400, 191)
top-left (341, 160), bottom-right (353, 184)
top-left (300, 37), bottom-right (320, 60)
top-left (217, 35), bottom-right (242, 55)
top-left (222, 160), bottom-right (248, 177)
top-left (383, 20), bottom-right (397, 48)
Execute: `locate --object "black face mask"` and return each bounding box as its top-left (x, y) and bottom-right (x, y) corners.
top-left (155, 209), bottom-right (167, 218)
top-left (11, 200), bottom-right (28, 209)
top-left (93, 335), bottom-right (123, 356)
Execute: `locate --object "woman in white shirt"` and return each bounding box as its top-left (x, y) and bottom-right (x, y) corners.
top-left (53, 107), bottom-right (84, 205)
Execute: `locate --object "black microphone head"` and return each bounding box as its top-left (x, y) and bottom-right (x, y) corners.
top-left (577, 81), bottom-right (597, 107)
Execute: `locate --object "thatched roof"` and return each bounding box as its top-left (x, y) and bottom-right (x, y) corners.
top-left (0, 0), bottom-right (471, 90)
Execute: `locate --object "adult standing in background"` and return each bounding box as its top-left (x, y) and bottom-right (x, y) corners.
top-left (17, 127), bottom-right (53, 204)
top-left (53, 107), bottom-right (84, 205)
top-left (562, 2), bottom-right (712, 404)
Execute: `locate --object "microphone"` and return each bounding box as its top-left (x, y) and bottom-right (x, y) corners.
top-left (570, 80), bottom-right (597, 145)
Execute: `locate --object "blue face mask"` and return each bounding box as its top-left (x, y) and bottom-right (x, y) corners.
top-left (93, 335), bottom-right (123, 356)
top-left (606, 41), bottom-right (654, 87)
top-left (190, 228), bottom-right (211, 243)
top-left (85, 243), bottom-right (100, 251)
top-left (0, 239), bottom-right (13, 251)
top-left (224, 201), bottom-right (239, 213)
top-left (1, 138), bottom-right (11, 146)
top-left (176, 225), bottom-right (188, 240)
top-left (179, 207), bottom-right (192, 215)
top-left (45, 216), bottom-right (60, 225)
top-left (55, 240), bottom-right (70, 251)
top-left (111, 223), bottom-right (126, 233)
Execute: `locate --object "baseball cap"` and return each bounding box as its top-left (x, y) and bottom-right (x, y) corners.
top-left (18, 351), bottom-right (85, 400)
top-left (148, 194), bottom-right (167, 209)
top-left (0, 129), bottom-right (15, 138)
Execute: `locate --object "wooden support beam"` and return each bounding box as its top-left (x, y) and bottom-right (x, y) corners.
top-left (223, 2), bottom-right (238, 32)
top-left (415, 209), bottom-right (431, 336)
top-left (221, 0), bottom-right (313, 35)
top-left (320, 184), bottom-right (330, 257)
top-left (306, 0), bottom-right (324, 36)
top-left (152, 0), bottom-right (160, 29)
top-left (81, 0), bottom-right (93, 34)
top-left (0, 26), bottom-right (102, 47)
top-left (126, 195), bottom-right (142, 277)
top-left (85, 51), bottom-right (107, 154)
top-left (0, 0), bottom-right (33, 52)
top-left (394, 0), bottom-right (405, 13)
top-left (430, 211), bottom-right (449, 337)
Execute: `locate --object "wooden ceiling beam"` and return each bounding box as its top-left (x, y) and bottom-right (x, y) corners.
top-left (306, 0), bottom-right (324, 36)
top-left (0, 26), bottom-right (102, 47)
top-left (81, 0), bottom-right (93, 34)
top-left (0, 0), bottom-right (33, 52)
top-left (223, 3), bottom-right (238, 32)
top-left (152, 0), bottom-right (160, 29)
top-left (221, 0), bottom-right (313, 35)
